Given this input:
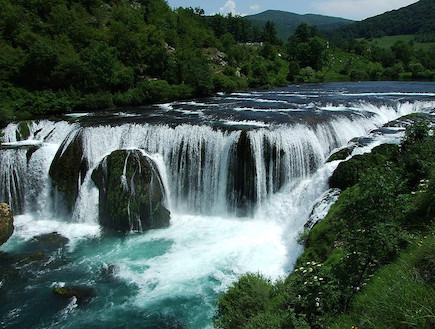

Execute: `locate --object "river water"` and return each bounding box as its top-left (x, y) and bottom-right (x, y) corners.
top-left (1, 82), bottom-right (434, 328)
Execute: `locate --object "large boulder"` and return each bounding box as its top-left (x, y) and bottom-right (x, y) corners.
top-left (0, 203), bottom-right (13, 246)
top-left (91, 149), bottom-right (170, 233)
top-left (49, 130), bottom-right (88, 213)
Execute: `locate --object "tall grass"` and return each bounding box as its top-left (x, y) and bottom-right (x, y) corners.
top-left (330, 233), bottom-right (435, 329)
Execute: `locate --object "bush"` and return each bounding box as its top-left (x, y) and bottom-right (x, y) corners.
top-left (213, 74), bottom-right (238, 93)
top-left (214, 273), bottom-right (283, 329)
top-left (80, 91), bottom-right (114, 110)
top-left (0, 107), bottom-right (14, 128)
top-left (31, 90), bottom-right (74, 115)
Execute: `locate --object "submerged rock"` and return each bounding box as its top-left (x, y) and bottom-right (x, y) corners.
top-left (31, 232), bottom-right (69, 252)
top-left (91, 149), bottom-right (170, 233)
top-left (0, 203), bottom-right (14, 246)
top-left (53, 286), bottom-right (96, 305)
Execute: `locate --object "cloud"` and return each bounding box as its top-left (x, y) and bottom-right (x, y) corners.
top-left (311, 0), bottom-right (418, 20)
top-left (250, 4), bottom-right (260, 11)
top-left (220, 0), bottom-right (237, 15)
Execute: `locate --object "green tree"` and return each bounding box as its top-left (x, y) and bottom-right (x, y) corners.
top-left (88, 42), bottom-right (121, 90)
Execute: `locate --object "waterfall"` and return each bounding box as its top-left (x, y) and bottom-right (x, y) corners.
top-left (0, 99), bottom-right (432, 218)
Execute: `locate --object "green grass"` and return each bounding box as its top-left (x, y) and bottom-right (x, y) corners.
top-left (329, 233), bottom-right (435, 329)
top-left (368, 35), bottom-right (435, 50)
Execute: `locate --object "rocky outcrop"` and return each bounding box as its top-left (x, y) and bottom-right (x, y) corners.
top-left (49, 130), bottom-right (89, 213)
top-left (91, 149), bottom-right (170, 233)
top-left (329, 144), bottom-right (399, 190)
top-left (0, 203), bottom-right (13, 246)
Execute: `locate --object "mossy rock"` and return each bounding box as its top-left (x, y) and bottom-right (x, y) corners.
top-left (326, 146), bottom-right (355, 162)
top-left (329, 143), bottom-right (399, 190)
top-left (91, 149), bottom-right (170, 233)
top-left (49, 130), bottom-right (88, 213)
top-left (0, 203), bottom-right (14, 246)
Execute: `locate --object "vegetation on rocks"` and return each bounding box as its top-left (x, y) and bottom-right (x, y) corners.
top-left (215, 120), bottom-right (435, 329)
top-left (91, 149), bottom-right (170, 233)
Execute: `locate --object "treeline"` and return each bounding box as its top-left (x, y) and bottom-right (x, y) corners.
top-left (215, 119), bottom-right (435, 329)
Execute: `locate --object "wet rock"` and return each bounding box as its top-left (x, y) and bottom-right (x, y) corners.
top-left (99, 263), bottom-right (118, 281)
top-left (17, 252), bottom-right (46, 263)
top-left (326, 146), bottom-right (355, 162)
top-left (32, 232), bottom-right (69, 247)
top-left (53, 286), bottom-right (96, 305)
top-left (0, 203), bottom-right (14, 246)
top-left (49, 129), bottom-right (89, 213)
top-left (91, 149), bottom-right (170, 233)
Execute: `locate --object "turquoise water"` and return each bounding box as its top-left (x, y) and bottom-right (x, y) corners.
top-left (1, 212), bottom-right (289, 329)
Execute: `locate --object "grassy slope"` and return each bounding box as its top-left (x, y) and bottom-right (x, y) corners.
top-left (367, 35), bottom-right (435, 50)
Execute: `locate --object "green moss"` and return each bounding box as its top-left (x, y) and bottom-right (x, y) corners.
top-left (326, 147), bottom-right (354, 162)
top-left (92, 150), bottom-right (170, 232)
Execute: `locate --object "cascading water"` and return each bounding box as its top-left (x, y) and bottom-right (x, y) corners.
top-left (0, 82), bottom-right (434, 329)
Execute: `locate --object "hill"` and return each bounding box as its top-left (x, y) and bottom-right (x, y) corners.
top-left (246, 10), bottom-right (353, 41)
top-left (327, 0), bottom-right (435, 43)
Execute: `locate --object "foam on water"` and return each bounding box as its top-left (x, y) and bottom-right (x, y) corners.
top-left (1, 214), bottom-right (100, 252)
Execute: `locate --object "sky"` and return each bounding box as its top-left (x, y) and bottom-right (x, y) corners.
top-left (165, 0), bottom-right (419, 21)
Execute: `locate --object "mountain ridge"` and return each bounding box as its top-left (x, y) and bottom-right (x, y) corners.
top-left (245, 9), bottom-right (354, 40)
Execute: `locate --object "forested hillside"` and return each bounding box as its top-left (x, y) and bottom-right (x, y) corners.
top-left (246, 10), bottom-right (353, 41)
top-left (0, 0), bottom-right (297, 125)
top-left (327, 0), bottom-right (435, 43)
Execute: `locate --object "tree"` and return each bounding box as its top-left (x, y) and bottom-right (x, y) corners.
top-left (263, 21), bottom-right (280, 45)
top-left (87, 42), bottom-right (121, 90)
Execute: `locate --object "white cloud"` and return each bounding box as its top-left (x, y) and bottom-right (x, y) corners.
top-left (220, 0), bottom-right (237, 15)
top-left (250, 4), bottom-right (260, 11)
top-left (311, 0), bottom-right (419, 20)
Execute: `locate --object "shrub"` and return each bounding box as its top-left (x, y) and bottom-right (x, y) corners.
top-left (214, 273), bottom-right (283, 329)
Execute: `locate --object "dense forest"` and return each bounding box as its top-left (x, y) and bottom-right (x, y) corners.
top-left (215, 118), bottom-right (435, 329)
top-left (0, 0), bottom-right (434, 127)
